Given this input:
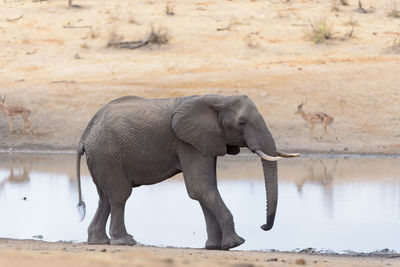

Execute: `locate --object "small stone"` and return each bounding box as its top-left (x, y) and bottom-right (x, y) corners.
top-left (163, 258), bottom-right (174, 264)
top-left (295, 258), bottom-right (306, 265)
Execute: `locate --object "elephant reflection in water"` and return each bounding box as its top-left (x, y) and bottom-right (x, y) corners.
top-left (0, 157), bottom-right (32, 189)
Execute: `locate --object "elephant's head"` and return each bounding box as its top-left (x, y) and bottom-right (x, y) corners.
top-left (172, 95), bottom-right (299, 231)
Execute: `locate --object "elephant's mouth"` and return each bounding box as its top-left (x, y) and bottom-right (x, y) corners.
top-left (229, 139), bottom-right (246, 147)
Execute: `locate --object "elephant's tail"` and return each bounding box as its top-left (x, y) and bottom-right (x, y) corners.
top-left (76, 143), bottom-right (86, 222)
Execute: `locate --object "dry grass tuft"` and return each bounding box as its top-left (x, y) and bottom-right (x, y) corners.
top-left (295, 258), bottom-right (306, 265)
top-left (128, 14), bottom-right (140, 24)
top-left (387, 33), bottom-right (400, 53)
top-left (388, 2), bottom-right (400, 18)
top-left (107, 26), bottom-right (123, 46)
top-left (331, 0), bottom-right (349, 11)
top-left (147, 25), bottom-right (169, 45)
top-left (90, 28), bottom-right (100, 39)
top-left (345, 15), bottom-right (358, 27)
top-left (331, 0), bottom-right (340, 12)
top-left (244, 33), bottom-right (260, 49)
top-left (80, 42), bottom-right (89, 49)
top-left (166, 3), bottom-right (175, 16)
top-left (306, 18), bottom-right (333, 44)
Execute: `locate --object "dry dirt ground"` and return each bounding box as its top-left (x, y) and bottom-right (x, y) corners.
top-left (0, 0), bottom-right (400, 265)
top-left (0, 0), bottom-right (399, 154)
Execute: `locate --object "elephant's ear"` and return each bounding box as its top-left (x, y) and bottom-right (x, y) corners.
top-left (172, 96), bottom-right (226, 157)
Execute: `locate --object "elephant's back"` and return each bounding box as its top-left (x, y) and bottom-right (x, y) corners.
top-left (103, 96), bottom-right (180, 125)
top-left (107, 95), bottom-right (144, 105)
top-left (82, 96), bottom-right (181, 160)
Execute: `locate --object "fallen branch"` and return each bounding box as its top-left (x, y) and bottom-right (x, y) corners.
top-left (6, 15), bottom-right (23, 22)
top-left (216, 24), bottom-right (231, 31)
top-left (26, 50), bottom-right (37, 55)
top-left (63, 25), bottom-right (92, 29)
top-left (108, 34), bottom-right (151, 49)
top-left (51, 80), bottom-right (75, 84)
top-left (107, 27), bottom-right (168, 50)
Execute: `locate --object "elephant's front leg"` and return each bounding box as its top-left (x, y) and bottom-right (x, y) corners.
top-left (179, 145), bottom-right (245, 250)
top-left (200, 204), bottom-right (222, 250)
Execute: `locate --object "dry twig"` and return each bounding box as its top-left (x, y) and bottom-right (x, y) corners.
top-left (51, 80), bottom-right (75, 84)
top-left (6, 15), bottom-right (23, 22)
top-left (63, 25), bottom-right (92, 29)
top-left (216, 24), bottom-right (231, 31)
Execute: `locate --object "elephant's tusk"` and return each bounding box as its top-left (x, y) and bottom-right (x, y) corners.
top-left (255, 150), bottom-right (282, 161)
top-left (277, 151), bottom-right (300, 158)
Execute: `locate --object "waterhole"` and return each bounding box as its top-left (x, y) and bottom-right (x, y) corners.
top-left (0, 152), bottom-right (399, 252)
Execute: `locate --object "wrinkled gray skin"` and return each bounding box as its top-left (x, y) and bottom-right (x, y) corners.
top-left (76, 95), bottom-right (280, 250)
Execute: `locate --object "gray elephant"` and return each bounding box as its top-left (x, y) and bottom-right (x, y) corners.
top-left (76, 94), bottom-right (298, 250)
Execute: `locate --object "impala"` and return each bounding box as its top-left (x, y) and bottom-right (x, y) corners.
top-left (0, 95), bottom-right (33, 135)
top-left (295, 99), bottom-right (333, 140)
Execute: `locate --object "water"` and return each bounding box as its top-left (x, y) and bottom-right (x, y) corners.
top-left (0, 152), bottom-right (399, 252)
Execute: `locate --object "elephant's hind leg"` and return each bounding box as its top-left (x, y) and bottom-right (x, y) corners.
top-left (89, 160), bottom-right (136, 246)
top-left (107, 171), bottom-right (136, 246)
top-left (88, 189), bottom-right (111, 245)
top-left (109, 199), bottom-right (136, 245)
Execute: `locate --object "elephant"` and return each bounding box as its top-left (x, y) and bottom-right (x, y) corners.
top-left (76, 94), bottom-right (299, 250)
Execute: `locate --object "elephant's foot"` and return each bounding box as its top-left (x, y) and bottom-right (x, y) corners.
top-left (221, 234), bottom-right (245, 250)
top-left (110, 234), bottom-right (137, 246)
top-left (88, 234), bottom-right (110, 245)
top-left (205, 239), bottom-right (222, 250)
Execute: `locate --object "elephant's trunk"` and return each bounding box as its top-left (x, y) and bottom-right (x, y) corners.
top-left (260, 157), bottom-right (278, 231)
top-left (244, 117), bottom-right (279, 231)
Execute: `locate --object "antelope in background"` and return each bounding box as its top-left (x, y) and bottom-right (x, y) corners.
top-left (295, 99), bottom-right (334, 140)
top-left (0, 95), bottom-right (33, 135)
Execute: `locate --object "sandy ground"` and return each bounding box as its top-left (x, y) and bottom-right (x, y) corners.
top-left (0, 0), bottom-right (400, 265)
top-left (0, 239), bottom-right (399, 267)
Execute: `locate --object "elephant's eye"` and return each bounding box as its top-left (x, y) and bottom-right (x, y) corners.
top-left (238, 120), bottom-right (247, 126)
